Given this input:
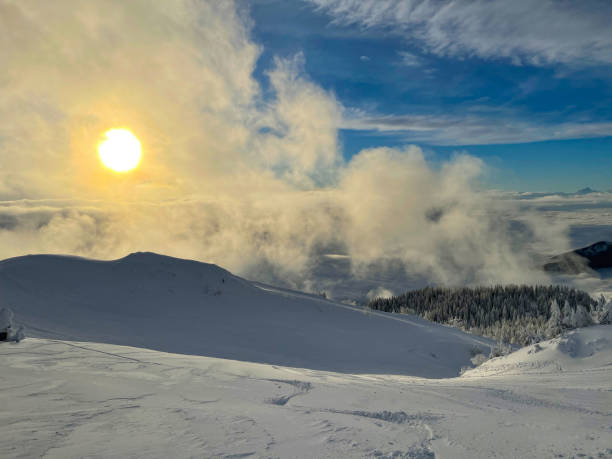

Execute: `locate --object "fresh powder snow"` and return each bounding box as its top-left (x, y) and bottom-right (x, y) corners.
top-left (0, 253), bottom-right (610, 458)
top-left (0, 252), bottom-right (493, 378)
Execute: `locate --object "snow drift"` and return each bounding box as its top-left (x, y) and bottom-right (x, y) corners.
top-left (0, 252), bottom-right (493, 377)
top-left (463, 325), bottom-right (612, 377)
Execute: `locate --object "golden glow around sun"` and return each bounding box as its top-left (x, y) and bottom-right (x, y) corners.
top-left (98, 129), bottom-right (142, 172)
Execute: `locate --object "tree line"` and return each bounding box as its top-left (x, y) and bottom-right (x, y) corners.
top-left (368, 285), bottom-right (609, 346)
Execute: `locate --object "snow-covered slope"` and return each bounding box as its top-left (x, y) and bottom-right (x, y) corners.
top-left (1, 254), bottom-right (610, 458)
top-left (1, 332), bottom-right (610, 458)
top-left (0, 252), bottom-right (492, 377)
top-left (463, 325), bottom-right (612, 377)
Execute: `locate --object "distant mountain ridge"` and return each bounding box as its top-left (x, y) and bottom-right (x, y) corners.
top-left (575, 187), bottom-right (598, 195)
top-left (516, 187), bottom-right (604, 200)
top-left (544, 241), bottom-right (612, 274)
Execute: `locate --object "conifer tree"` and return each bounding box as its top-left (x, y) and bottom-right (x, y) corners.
top-left (368, 284), bottom-right (598, 346)
top-left (546, 299), bottom-right (562, 338)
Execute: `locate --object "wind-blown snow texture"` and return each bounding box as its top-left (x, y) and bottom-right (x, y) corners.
top-left (1, 253), bottom-right (610, 458)
top-left (0, 327), bottom-right (610, 458)
top-left (0, 252), bottom-right (492, 377)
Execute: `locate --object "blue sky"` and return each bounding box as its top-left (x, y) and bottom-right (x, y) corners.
top-left (246, 0), bottom-right (612, 192)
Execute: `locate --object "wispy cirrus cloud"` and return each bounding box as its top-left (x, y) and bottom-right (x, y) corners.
top-left (307, 0), bottom-right (612, 67)
top-left (342, 110), bottom-right (612, 145)
top-left (397, 51), bottom-right (423, 68)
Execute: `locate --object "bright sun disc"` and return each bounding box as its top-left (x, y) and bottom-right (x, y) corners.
top-left (98, 129), bottom-right (142, 173)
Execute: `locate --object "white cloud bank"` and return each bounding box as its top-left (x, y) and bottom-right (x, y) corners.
top-left (0, 0), bottom-right (573, 291)
top-left (307, 0), bottom-right (612, 67)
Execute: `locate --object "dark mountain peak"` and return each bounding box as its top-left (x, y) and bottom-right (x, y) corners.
top-left (576, 241), bottom-right (611, 257)
top-left (544, 241), bottom-right (612, 274)
top-left (575, 187), bottom-right (598, 195)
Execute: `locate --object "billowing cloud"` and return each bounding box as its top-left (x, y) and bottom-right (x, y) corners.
top-left (0, 0), bottom-right (573, 295)
top-left (307, 0), bottom-right (612, 67)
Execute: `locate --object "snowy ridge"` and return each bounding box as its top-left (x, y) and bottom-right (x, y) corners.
top-left (0, 252), bottom-right (493, 377)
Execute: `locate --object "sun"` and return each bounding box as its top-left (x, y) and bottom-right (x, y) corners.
top-left (98, 129), bottom-right (142, 173)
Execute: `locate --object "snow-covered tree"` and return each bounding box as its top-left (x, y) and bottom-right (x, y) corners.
top-left (561, 300), bottom-right (575, 328)
top-left (369, 284), bottom-right (598, 346)
top-left (598, 294), bottom-right (606, 309)
top-left (598, 300), bottom-right (612, 325)
top-left (545, 299), bottom-right (562, 338)
top-left (573, 305), bottom-right (592, 328)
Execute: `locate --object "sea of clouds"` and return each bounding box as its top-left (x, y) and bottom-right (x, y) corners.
top-left (1, 0), bottom-right (609, 298)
